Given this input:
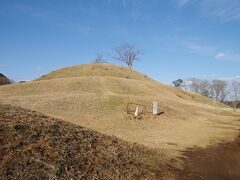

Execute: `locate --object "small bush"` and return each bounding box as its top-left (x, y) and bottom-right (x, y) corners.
top-left (55, 161), bottom-right (63, 177)
top-left (14, 124), bottom-right (28, 133)
top-left (237, 103), bottom-right (240, 109)
top-left (0, 73), bottom-right (11, 85)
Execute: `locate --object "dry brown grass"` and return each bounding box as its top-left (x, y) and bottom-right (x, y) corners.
top-left (0, 104), bottom-right (160, 179)
top-left (37, 64), bottom-right (150, 81)
top-left (0, 64), bottom-right (239, 160)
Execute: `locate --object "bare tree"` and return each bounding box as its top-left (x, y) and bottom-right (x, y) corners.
top-left (211, 80), bottom-right (228, 102)
top-left (93, 53), bottom-right (106, 64)
top-left (188, 78), bottom-right (202, 94)
top-left (231, 81), bottom-right (240, 109)
top-left (186, 78), bottom-right (211, 97)
top-left (114, 43), bottom-right (142, 69)
top-left (199, 80), bottom-right (211, 97)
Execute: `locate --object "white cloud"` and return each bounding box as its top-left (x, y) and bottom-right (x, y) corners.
top-left (177, 0), bottom-right (240, 22)
top-left (215, 52), bottom-right (225, 59)
top-left (183, 39), bottom-right (240, 62)
top-left (201, 0), bottom-right (240, 22)
top-left (215, 52), bottom-right (240, 62)
top-left (183, 40), bottom-right (215, 55)
top-left (106, 0), bottom-right (146, 20)
top-left (0, 64), bottom-right (6, 68)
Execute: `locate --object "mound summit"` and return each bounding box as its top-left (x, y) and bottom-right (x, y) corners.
top-left (37, 64), bottom-right (149, 81)
top-left (0, 64), bottom-right (239, 158)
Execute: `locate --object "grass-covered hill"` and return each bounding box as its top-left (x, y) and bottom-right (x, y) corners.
top-left (0, 64), bottom-right (239, 158)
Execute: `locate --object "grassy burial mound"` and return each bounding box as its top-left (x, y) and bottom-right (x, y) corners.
top-left (0, 64), bottom-right (239, 158)
top-left (0, 104), bottom-right (159, 179)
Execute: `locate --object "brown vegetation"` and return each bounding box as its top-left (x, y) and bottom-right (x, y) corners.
top-left (0, 73), bottom-right (11, 85)
top-left (1, 104), bottom-right (240, 179)
top-left (0, 104), bottom-right (158, 179)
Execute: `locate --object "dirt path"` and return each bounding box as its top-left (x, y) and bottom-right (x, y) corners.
top-left (178, 128), bottom-right (240, 180)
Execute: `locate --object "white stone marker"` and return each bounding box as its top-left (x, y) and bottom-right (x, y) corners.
top-left (153, 101), bottom-right (158, 115)
top-left (134, 106), bottom-right (139, 117)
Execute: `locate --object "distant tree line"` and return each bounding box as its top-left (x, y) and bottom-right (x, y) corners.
top-left (183, 78), bottom-right (228, 102)
top-left (172, 78), bottom-right (240, 108)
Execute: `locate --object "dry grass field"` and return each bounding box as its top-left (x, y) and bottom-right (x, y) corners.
top-left (0, 64), bottom-right (240, 161)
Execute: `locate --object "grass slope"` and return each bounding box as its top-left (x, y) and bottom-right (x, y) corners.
top-left (37, 64), bottom-right (150, 81)
top-left (0, 104), bottom-right (158, 179)
top-left (0, 64), bottom-right (239, 159)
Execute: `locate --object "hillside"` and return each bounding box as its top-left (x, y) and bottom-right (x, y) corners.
top-left (1, 104), bottom-right (240, 179)
top-left (0, 104), bottom-right (158, 179)
top-left (0, 64), bottom-right (239, 159)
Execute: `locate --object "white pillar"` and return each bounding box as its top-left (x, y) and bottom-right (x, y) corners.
top-left (134, 106), bottom-right (139, 117)
top-left (153, 101), bottom-right (158, 115)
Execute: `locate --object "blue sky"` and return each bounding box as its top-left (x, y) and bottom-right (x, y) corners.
top-left (0, 0), bottom-right (240, 83)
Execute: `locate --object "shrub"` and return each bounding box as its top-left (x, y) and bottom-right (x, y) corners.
top-left (0, 73), bottom-right (11, 85)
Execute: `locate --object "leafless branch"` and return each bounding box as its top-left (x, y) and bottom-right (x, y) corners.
top-left (93, 53), bottom-right (106, 64)
top-left (114, 43), bottom-right (142, 69)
